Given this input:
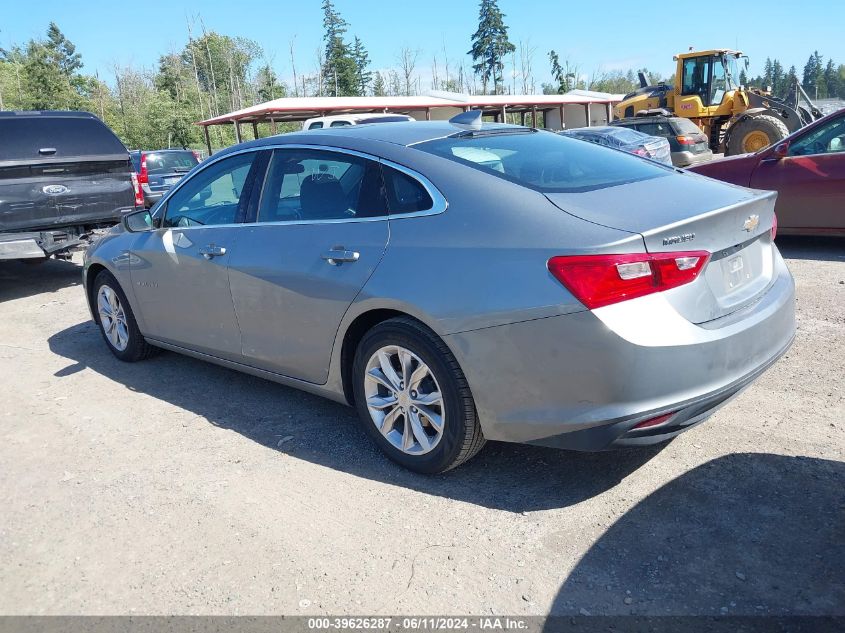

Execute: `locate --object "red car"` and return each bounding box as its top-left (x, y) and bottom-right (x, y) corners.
top-left (689, 108), bottom-right (845, 236)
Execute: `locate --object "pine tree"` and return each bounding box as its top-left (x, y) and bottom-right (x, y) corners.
top-left (802, 51), bottom-right (824, 96)
top-left (771, 60), bottom-right (784, 96)
top-left (256, 64), bottom-right (284, 102)
top-left (351, 36), bottom-right (372, 96)
top-left (468, 0), bottom-right (515, 95)
top-left (823, 59), bottom-right (839, 101)
top-left (763, 57), bottom-right (773, 87)
top-left (321, 0), bottom-right (357, 96)
top-left (372, 71), bottom-right (386, 97)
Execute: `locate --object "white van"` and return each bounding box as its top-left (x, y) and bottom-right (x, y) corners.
top-left (302, 113), bottom-right (414, 131)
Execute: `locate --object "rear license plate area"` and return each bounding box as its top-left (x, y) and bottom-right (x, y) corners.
top-left (721, 252), bottom-right (751, 291)
top-left (163, 176), bottom-right (181, 185)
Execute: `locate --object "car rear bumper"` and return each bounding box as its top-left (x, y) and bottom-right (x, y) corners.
top-left (445, 249), bottom-right (795, 450)
top-left (673, 149), bottom-right (715, 167)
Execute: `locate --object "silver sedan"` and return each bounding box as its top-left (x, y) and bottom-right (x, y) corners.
top-left (83, 115), bottom-right (795, 473)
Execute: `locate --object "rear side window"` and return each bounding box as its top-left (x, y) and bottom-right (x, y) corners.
top-left (634, 121), bottom-right (674, 138)
top-left (144, 151), bottom-right (198, 173)
top-left (417, 129), bottom-right (669, 193)
top-left (382, 165), bottom-right (434, 214)
top-left (0, 115), bottom-right (127, 161)
top-left (330, 120), bottom-right (352, 127)
top-left (671, 118), bottom-right (705, 135)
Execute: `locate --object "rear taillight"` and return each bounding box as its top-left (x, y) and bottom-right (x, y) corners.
top-left (676, 135), bottom-right (695, 146)
top-left (130, 172), bottom-right (143, 208)
top-left (771, 213), bottom-right (778, 240)
top-left (548, 251), bottom-right (711, 309)
top-left (632, 148), bottom-right (648, 156)
top-left (138, 152), bottom-right (149, 184)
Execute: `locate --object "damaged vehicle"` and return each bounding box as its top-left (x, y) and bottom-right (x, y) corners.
top-left (83, 114), bottom-right (796, 474)
top-left (0, 111), bottom-right (137, 262)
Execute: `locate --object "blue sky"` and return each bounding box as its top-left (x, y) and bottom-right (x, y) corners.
top-left (2, 0), bottom-right (843, 89)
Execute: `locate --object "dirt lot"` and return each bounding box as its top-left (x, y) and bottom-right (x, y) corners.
top-left (0, 237), bottom-right (843, 617)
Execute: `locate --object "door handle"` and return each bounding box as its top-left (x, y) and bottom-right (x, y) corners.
top-left (199, 244), bottom-right (227, 259)
top-left (321, 247), bottom-right (360, 266)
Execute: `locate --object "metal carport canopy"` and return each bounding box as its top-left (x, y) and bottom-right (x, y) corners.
top-left (196, 91), bottom-right (624, 153)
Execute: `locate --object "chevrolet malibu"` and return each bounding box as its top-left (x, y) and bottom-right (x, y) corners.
top-left (83, 115), bottom-right (796, 473)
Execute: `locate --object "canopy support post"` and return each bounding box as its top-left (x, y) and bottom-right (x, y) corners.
top-left (204, 126), bottom-right (212, 157)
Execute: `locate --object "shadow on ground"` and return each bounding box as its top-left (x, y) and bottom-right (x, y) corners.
top-left (547, 453), bottom-right (844, 618)
top-left (0, 258), bottom-right (82, 303)
top-left (48, 320), bottom-right (664, 512)
top-left (777, 235), bottom-right (844, 263)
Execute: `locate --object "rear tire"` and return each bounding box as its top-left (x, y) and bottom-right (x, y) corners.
top-left (92, 270), bottom-right (158, 362)
top-left (726, 114), bottom-right (789, 155)
top-left (352, 317), bottom-right (485, 474)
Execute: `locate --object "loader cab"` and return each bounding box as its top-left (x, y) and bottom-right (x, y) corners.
top-left (679, 52), bottom-right (739, 108)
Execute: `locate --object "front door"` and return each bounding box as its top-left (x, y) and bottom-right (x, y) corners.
top-left (130, 150), bottom-right (263, 360)
top-left (751, 114), bottom-right (845, 231)
top-left (228, 147), bottom-right (390, 384)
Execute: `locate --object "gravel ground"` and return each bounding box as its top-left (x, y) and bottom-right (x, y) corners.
top-left (0, 236), bottom-right (842, 616)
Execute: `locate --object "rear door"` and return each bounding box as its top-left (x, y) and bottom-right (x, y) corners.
top-left (130, 150), bottom-right (265, 360)
top-left (750, 113), bottom-right (845, 231)
top-left (228, 147), bottom-right (390, 383)
top-left (0, 114), bottom-right (133, 232)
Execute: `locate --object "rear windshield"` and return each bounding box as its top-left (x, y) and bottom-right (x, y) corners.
top-left (143, 151), bottom-right (198, 173)
top-left (417, 129), bottom-right (669, 193)
top-left (671, 118), bottom-right (705, 135)
top-left (0, 115), bottom-right (127, 161)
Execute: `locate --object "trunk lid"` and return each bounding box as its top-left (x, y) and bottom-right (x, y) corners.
top-left (545, 171), bottom-right (778, 323)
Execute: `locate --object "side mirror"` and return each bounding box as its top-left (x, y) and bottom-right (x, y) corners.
top-left (771, 141), bottom-right (790, 160)
top-left (122, 208), bottom-right (153, 232)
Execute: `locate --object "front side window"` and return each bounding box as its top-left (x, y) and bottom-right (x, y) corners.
top-left (162, 152), bottom-right (256, 228)
top-left (308, 122), bottom-right (324, 130)
top-left (417, 129), bottom-right (669, 193)
top-left (710, 59), bottom-right (727, 106)
top-left (788, 116), bottom-right (845, 156)
top-left (257, 148), bottom-right (387, 222)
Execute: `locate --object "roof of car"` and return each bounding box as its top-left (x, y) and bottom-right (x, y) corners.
top-left (223, 121), bottom-right (529, 156)
top-left (0, 110), bottom-right (101, 119)
top-left (614, 115), bottom-right (678, 124)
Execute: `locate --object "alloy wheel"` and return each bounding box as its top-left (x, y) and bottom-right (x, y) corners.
top-left (363, 345), bottom-right (445, 455)
top-left (97, 285), bottom-right (129, 352)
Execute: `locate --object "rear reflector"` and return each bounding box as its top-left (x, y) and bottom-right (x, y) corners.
top-left (548, 251), bottom-right (711, 309)
top-left (771, 212), bottom-right (778, 240)
top-left (633, 412), bottom-right (675, 429)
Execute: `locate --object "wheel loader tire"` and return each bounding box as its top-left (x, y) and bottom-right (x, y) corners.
top-left (726, 114), bottom-right (789, 156)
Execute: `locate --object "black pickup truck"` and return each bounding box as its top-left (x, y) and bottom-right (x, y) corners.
top-left (0, 111), bottom-right (136, 261)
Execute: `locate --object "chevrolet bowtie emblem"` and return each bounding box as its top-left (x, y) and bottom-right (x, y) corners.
top-left (743, 214), bottom-right (760, 232)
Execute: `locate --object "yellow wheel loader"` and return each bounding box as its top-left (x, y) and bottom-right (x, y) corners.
top-left (614, 49), bottom-right (823, 155)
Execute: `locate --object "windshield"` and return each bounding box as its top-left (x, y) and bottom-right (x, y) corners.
top-left (416, 129), bottom-right (669, 193)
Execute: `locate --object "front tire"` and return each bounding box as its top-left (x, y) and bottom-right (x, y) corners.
top-left (92, 270), bottom-right (157, 362)
top-left (352, 317), bottom-right (485, 474)
top-left (726, 114), bottom-right (789, 155)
